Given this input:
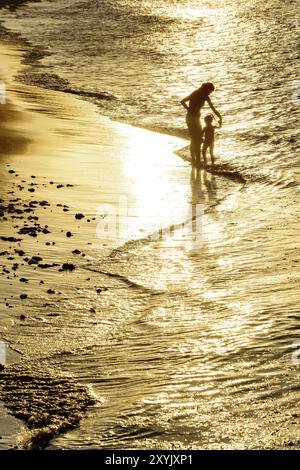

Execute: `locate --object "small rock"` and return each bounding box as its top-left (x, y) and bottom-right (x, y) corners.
top-left (38, 263), bottom-right (58, 269)
top-left (61, 263), bottom-right (76, 272)
top-left (28, 256), bottom-right (43, 265)
top-left (1, 236), bottom-right (22, 242)
top-left (15, 249), bottom-right (25, 256)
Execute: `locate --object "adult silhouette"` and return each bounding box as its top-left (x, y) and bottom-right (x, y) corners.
top-left (180, 82), bottom-right (222, 167)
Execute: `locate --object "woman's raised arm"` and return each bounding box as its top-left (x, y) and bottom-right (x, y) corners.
top-left (207, 96), bottom-right (222, 123)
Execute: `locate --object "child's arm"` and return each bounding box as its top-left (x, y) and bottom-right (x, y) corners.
top-left (206, 97), bottom-right (222, 124)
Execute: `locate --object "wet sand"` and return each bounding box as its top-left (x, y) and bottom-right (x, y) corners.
top-left (0, 40), bottom-right (198, 448)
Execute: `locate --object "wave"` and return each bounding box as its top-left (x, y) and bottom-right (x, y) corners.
top-left (15, 71), bottom-right (117, 102)
top-left (62, 0), bottom-right (180, 25)
top-left (174, 145), bottom-right (300, 189)
top-left (0, 360), bottom-right (96, 449)
top-left (84, 266), bottom-right (158, 293)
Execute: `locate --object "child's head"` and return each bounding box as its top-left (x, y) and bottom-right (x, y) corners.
top-left (204, 114), bottom-right (214, 125)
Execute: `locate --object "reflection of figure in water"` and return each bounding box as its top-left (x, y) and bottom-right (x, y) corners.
top-left (203, 171), bottom-right (217, 203)
top-left (202, 114), bottom-right (221, 167)
top-left (190, 168), bottom-right (205, 237)
top-left (190, 168), bottom-right (205, 205)
top-left (189, 169), bottom-right (218, 246)
top-left (180, 82), bottom-right (222, 168)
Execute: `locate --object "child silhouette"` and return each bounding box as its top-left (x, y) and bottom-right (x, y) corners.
top-left (202, 114), bottom-right (221, 167)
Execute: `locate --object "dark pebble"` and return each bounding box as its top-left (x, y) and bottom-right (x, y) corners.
top-left (61, 263), bottom-right (76, 272)
top-left (1, 236), bottom-right (22, 242)
top-left (38, 263), bottom-right (59, 269)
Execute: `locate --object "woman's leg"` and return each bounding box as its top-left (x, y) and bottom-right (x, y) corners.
top-left (194, 131), bottom-right (202, 168)
top-left (209, 143), bottom-right (215, 166)
top-left (202, 142), bottom-right (208, 167)
top-left (186, 115), bottom-right (202, 166)
top-left (190, 141), bottom-right (196, 164)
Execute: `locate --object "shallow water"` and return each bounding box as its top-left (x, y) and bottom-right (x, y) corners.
top-left (0, 0), bottom-right (299, 449)
top-left (48, 174), bottom-right (300, 449)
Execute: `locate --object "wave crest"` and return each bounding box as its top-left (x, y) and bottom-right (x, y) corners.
top-left (16, 71), bottom-right (117, 101)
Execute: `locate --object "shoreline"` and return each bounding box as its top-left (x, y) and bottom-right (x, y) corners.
top-left (0, 3), bottom-right (190, 143)
top-left (0, 2), bottom-right (253, 184)
top-left (0, 38), bottom-right (197, 449)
